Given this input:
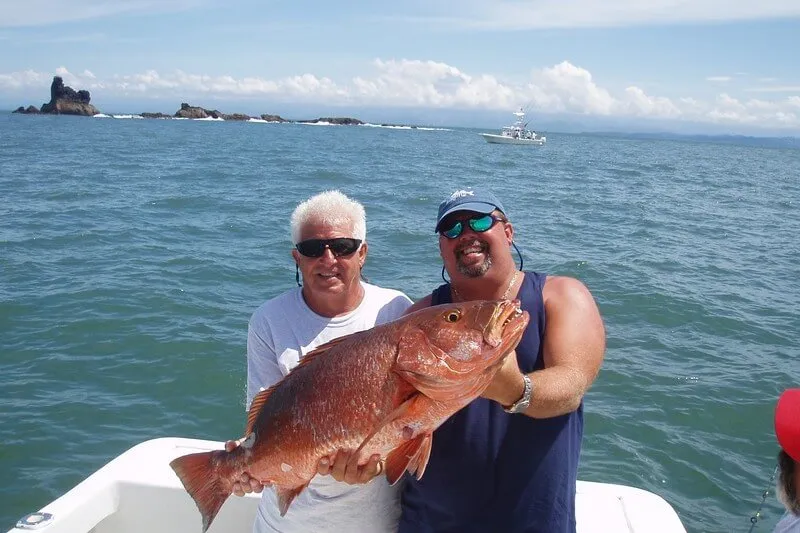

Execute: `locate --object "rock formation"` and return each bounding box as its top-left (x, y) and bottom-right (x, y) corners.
top-left (260, 114), bottom-right (288, 123)
top-left (173, 103), bottom-right (263, 121)
top-left (221, 113), bottom-right (251, 121)
top-left (298, 117), bottom-right (364, 125)
top-left (39, 76), bottom-right (100, 116)
top-left (139, 112), bottom-right (172, 119)
top-left (174, 103), bottom-right (210, 119)
top-left (13, 105), bottom-right (40, 114)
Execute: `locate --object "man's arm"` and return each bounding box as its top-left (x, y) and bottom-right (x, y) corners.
top-left (482, 276), bottom-right (605, 418)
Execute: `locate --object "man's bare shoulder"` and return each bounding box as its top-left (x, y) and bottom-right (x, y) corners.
top-left (543, 275), bottom-right (594, 300)
top-left (404, 294), bottom-right (433, 315)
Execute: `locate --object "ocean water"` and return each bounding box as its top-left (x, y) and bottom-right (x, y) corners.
top-left (1, 112), bottom-right (798, 532)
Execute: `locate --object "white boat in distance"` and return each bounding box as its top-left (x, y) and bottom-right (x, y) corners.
top-left (481, 108), bottom-right (546, 145)
top-left (8, 437), bottom-right (688, 533)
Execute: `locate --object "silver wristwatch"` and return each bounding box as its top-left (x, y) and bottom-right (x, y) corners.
top-left (504, 374), bottom-right (532, 414)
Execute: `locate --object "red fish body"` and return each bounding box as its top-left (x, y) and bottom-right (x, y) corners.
top-left (170, 299), bottom-right (529, 532)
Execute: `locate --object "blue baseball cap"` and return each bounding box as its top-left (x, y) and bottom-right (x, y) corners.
top-left (434, 189), bottom-right (506, 232)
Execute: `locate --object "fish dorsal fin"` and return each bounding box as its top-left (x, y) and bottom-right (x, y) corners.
top-left (292, 328), bottom-right (371, 373)
top-left (293, 334), bottom-right (351, 370)
top-left (245, 385), bottom-right (277, 436)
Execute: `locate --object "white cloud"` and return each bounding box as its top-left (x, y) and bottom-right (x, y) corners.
top-left (535, 61), bottom-right (616, 115)
top-left (707, 76), bottom-right (732, 82)
top-left (622, 86), bottom-right (682, 118)
top-left (352, 59), bottom-right (515, 108)
top-left (394, 0), bottom-right (800, 30)
top-left (0, 69), bottom-right (51, 89)
top-left (3, 63), bottom-right (799, 130)
top-left (704, 93), bottom-right (799, 126)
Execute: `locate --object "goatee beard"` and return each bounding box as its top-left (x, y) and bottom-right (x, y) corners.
top-left (455, 240), bottom-right (492, 277)
top-left (457, 255), bottom-right (492, 277)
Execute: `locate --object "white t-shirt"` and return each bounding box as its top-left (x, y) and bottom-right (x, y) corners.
top-left (774, 512), bottom-right (800, 533)
top-left (246, 282), bottom-right (413, 533)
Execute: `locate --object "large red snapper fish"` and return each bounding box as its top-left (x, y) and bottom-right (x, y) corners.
top-left (170, 299), bottom-right (529, 532)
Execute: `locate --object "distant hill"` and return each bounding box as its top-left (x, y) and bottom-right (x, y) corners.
top-left (578, 131), bottom-right (800, 149)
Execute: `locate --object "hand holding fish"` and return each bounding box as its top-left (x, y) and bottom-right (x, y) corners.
top-left (317, 450), bottom-right (385, 484)
top-left (224, 440), bottom-right (266, 497)
top-left (225, 443), bottom-right (386, 497)
top-left (479, 349), bottom-right (527, 408)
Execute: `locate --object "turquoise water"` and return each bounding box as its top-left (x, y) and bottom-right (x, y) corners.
top-left (1, 113), bottom-right (798, 532)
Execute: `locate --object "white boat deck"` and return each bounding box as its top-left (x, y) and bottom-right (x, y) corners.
top-left (7, 437), bottom-right (686, 533)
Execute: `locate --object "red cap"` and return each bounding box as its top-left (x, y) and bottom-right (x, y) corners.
top-left (775, 389), bottom-right (800, 462)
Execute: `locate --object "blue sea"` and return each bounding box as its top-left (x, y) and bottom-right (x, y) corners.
top-left (1, 112), bottom-right (798, 532)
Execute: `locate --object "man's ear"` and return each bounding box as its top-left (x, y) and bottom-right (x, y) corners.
top-left (504, 221), bottom-right (515, 245)
top-left (291, 248), bottom-right (300, 264)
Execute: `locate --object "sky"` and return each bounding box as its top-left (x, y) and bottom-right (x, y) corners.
top-left (1, 0), bottom-right (799, 135)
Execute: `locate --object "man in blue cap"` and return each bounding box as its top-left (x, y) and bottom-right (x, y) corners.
top-left (398, 188), bottom-right (606, 533)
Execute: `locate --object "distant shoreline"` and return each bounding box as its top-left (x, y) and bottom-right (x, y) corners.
top-left (5, 109), bottom-right (453, 132)
top-left (5, 110), bottom-right (798, 149)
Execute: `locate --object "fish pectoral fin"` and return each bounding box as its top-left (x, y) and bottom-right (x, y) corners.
top-left (352, 394), bottom-right (420, 457)
top-left (275, 482), bottom-right (309, 517)
top-left (408, 433), bottom-right (432, 480)
top-left (385, 432), bottom-right (433, 485)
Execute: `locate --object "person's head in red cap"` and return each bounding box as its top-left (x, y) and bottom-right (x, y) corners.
top-left (775, 388), bottom-right (800, 515)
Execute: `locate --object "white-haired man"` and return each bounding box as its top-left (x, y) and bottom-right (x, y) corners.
top-left (228, 190), bottom-right (412, 533)
top-left (774, 388), bottom-right (800, 533)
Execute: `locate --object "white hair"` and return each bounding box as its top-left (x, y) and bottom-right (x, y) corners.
top-left (290, 190), bottom-right (367, 244)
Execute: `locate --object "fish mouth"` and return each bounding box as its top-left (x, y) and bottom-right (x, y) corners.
top-left (484, 299), bottom-right (528, 349)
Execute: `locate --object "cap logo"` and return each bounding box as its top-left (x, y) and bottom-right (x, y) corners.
top-left (449, 190), bottom-right (475, 201)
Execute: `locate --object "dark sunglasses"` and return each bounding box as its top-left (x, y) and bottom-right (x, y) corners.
top-left (439, 214), bottom-right (505, 239)
top-left (295, 238), bottom-right (362, 258)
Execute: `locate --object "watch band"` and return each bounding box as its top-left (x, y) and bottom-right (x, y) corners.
top-left (504, 374), bottom-right (532, 414)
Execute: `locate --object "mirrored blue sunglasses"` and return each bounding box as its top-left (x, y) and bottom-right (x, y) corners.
top-left (439, 214), bottom-right (505, 239)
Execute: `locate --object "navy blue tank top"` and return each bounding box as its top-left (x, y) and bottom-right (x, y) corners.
top-left (399, 271), bottom-right (583, 533)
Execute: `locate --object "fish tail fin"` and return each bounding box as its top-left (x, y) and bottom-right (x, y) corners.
top-left (169, 450), bottom-right (233, 533)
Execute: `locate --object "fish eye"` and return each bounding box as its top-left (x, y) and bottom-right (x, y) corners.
top-left (445, 310), bottom-right (461, 323)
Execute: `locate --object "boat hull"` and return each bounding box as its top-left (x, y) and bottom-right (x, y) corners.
top-left (481, 133), bottom-right (545, 145)
top-left (7, 437), bottom-right (687, 533)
